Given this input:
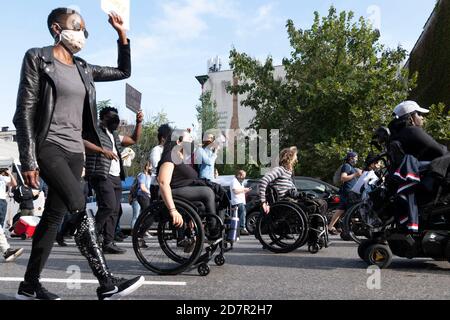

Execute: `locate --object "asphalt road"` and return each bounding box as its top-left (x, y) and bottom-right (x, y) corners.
top-left (1, 235), bottom-right (450, 301)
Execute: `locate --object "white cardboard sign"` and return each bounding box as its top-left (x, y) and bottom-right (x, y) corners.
top-left (101, 0), bottom-right (130, 30)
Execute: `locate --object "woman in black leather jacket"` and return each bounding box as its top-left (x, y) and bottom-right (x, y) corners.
top-left (13, 7), bottom-right (144, 300)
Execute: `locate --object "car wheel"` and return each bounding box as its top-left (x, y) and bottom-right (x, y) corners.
top-left (246, 211), bottom-right (260, 235)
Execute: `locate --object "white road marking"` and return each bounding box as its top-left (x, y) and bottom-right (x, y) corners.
top-left (0, 277), bottom-right (186, 286)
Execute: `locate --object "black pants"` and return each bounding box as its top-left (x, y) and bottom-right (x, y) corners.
top-left (137, 194), bottom-right (151, 213)
top-left (150, 185), bottom-right (159, 203)
top-left (171, 186), bottom-right (216, 215)
top-left (92, 175), bottom-right (122, 245)
top-left (25, 142), bottom-right (112, 285)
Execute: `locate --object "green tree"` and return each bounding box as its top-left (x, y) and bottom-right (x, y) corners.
top-left (228, 6), bottom-right (417, 181)
top-left (97, 99), bottom-right (112, 113)
top-left (425, 103), bottom-right (450, 146)
top-left (196, 91), bottom-right (219, 136)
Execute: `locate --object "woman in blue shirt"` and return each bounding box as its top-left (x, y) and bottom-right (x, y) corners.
top-left (137, 162), bottom-right (152, 213)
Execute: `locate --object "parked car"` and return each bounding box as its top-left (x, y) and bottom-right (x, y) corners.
top-left (87, 190), bottom-right (134, 231)
top-left (243, 177), bottom-right (341, 234)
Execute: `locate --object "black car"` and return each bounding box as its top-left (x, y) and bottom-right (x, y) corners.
top-left (243, 177), bottom-right (341, 234)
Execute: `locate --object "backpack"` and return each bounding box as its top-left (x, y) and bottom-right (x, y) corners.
top-left (129, 174), bottom-right (141, 201)
top-left (13, 185), bottom-right (34, 204)
top-left (333, 164), bottom-right (344, 187)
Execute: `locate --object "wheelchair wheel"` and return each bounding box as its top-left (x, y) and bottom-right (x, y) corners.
top-left (255, 201), bottom-right (308, 254)
top-left (364, 243), bottom-right (393, 269)
top-left (358, 239), bottom-right (375, 261)
top-left (214, 255), bottom-right (226, 266)
top-left (198, 263), bottom-right (210, 277)
top-left (133, 200), bottom-right (204, 275)
top-left (343, 202), bottom-right (371, 244)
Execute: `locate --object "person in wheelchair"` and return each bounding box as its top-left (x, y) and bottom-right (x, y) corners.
top-left (157, 127), bottom-right (227, 253)
top-left (259, 147), bottom-right (328, 217)
top-left (389, 101), bottom-right (449, 186)
top-left (389, 101), bottom-right (448, 162)
top-left (387, 101), bottom-right (450, 232)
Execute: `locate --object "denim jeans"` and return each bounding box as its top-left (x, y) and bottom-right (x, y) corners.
top-left (0, 199), bottom-right (7, 227)
top-left (131, 200), bottom-right (141, 229)
top-left (0, 199), bottom-right (9, 254)
top-left (235, 203), bottom-right (247, 229)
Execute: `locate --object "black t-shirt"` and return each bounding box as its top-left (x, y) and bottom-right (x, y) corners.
top-left (159, 150), bottom-right (199, 189)
top-left (394, 126), bottom-right (448, 161)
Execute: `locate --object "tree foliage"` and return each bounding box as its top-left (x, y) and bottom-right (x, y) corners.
top-left (127, 112), bottom-right (170, 177)
top-left (97, 100), bottom-right (113, 113)
top-left (196, 91), bottom-right (219, 136)
top-left (228, 6), bottom-right (418, 181)
top-left (425, 103), bottom-right (450, 146)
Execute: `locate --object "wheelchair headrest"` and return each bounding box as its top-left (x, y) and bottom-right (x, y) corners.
top-left (371, 127), bottom-right (391, 152)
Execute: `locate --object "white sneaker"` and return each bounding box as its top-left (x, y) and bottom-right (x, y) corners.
top-left (4, 248), bottom-right (24, 263)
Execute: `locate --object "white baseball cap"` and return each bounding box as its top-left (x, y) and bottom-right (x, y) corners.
top-left (393, 101), bottom-right (429, 118)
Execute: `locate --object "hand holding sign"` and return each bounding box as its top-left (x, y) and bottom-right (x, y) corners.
top-left (126, 83), bottom-right (142, 114)
top-left (101, 0), bottom-right (130, 30)
top-left (108, 11), bottom-right (126, 34)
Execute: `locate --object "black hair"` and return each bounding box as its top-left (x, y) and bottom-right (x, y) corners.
top-left (364, 153), bottom-right (379, 170)
top-left (47, 7), bottom-right (81, 37)
top-left (99, 107), bottom-right (119, 120)
top-left (156, 125), bottom-right (189, 176)
top-left (157, 124), bottom-right (173, 144)
top-left (388, 114), bottom-right (414, 138)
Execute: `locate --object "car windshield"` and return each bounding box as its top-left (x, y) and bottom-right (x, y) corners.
top-left (295, 179), bottom-right (327, 193)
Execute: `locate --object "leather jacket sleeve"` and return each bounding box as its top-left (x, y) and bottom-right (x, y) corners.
top-left (89, 40), bottom-right (131, 82)
top-left (13, 49), bottom-right (41, 172)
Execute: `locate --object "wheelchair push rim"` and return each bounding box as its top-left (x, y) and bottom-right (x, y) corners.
top-left (132, 200), bottom-right (205, 275)
top-left (255, 201), bottom-right (309, 254)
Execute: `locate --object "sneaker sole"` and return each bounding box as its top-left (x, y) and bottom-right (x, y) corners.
top-left (103, 276), bottom-right (145, 301)
top-left (15, 294), bottom-right (61, 301)
top-left (5, 248), bottom-right (24, 263)
top-left (103, 251), bottom-right (127, 255)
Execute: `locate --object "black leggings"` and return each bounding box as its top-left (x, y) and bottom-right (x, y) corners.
top-left (24, 142), bottom-right (112, 285)
top-left (137, 194), bottom-right (151, 213)
top-left (171, 186), bottom-right (216, 215)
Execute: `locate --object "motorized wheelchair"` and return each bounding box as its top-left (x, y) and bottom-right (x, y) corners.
top-left (254, 185), bottom-right (330, 254)
top-left (357, 127), bottom-right (450, 269)
top-left (132, 194), bottom-right (238, 277)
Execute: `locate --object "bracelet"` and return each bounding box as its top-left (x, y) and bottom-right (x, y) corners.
top-left (169, 208), bottom-right (177, 212)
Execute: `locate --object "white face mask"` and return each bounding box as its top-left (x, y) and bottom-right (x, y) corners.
top-left (59, 29), bottom-right (86, 54)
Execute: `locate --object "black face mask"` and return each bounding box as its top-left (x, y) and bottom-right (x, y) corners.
top-left (106, 116), bottom-right (120, 132)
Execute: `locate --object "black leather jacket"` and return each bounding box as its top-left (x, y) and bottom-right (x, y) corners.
top-left (13, 40), bottom-right (131, 172)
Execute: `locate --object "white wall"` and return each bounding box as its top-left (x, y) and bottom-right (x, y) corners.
top-left (203, 66), bottom-right (286, 131)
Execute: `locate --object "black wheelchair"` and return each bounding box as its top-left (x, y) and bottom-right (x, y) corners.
top-left (355, 127), bottom-right (450, 269)
top-left (132, 195), bottom-right (237, 276)
top-left (254, 185), bottom-right (330, 254)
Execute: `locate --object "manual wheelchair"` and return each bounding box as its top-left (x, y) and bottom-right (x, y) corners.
top-left (255, 185), bottom-right (330, 254)
top-left (132, 195), bottom-right (237, 276)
